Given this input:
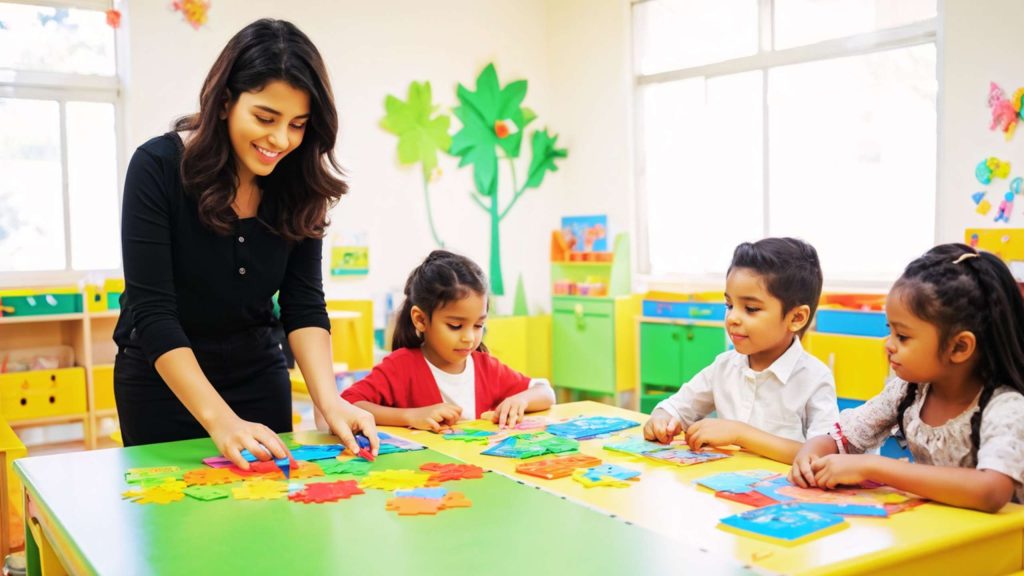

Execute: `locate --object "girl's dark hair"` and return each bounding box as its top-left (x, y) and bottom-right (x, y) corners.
top-left (392, 250), bottom-right (490, 352)
top-left (173, 19), bottom-right (345, 242)
top-left (893, 243), bottom-right (1024, 456)
top-left (728, 237), bottom-right (824, 336)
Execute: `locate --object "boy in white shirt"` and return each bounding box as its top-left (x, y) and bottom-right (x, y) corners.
top-left (644, 237), bottom-right (838, 463)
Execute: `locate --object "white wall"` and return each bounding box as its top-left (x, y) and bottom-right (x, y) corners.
top-left (937, 0), bottom-right (1024, 244)
top-left (122, 0), bottom-right (564, 315)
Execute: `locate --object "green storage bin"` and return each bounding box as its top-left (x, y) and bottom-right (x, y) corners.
top-left (1, 293), bottom-right (82, 316)
top-left (552, 297), bottom-right (615, 394)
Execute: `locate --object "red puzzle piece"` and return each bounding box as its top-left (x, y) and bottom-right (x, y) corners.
top-left (716, 490), bottom-right (779, 507)
top-left (289, 480), bottom-right (365, 504)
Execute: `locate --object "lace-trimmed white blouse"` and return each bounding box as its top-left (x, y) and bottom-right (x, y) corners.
top-left (837, 377), bottom-right (1024, 502)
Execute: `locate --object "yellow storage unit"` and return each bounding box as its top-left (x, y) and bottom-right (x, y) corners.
top-left (0, 367), bottom-right (87, 421)
top-left (326, 299), bottom-right (374, 370)
top-left (484, 315), bottom-right (552, 380)
top-left (93, 364), bottom-right (116, 411)
top-left (804, 332), bottom-right (890, 401)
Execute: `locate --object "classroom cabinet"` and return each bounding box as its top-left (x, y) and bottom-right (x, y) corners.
top-left (803, 331), bottom-right (890, 401)
top-left (638, 320), bottom-right (727, 414)
top-left (552, 297), bottom-right (616, 394)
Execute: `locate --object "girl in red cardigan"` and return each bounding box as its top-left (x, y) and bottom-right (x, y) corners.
top-left (342, 251), bottom-right (555, 431)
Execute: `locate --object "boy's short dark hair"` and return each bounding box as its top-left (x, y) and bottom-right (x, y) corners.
top-left (728, 237), bottom-right (823, 334)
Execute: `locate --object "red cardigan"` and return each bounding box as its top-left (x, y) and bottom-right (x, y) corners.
top-left (341, 348), bottom-right (531, 418)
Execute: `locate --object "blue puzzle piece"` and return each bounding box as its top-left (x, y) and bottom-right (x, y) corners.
top-left (547, 416), bottom-right (640, 440)
top-left (695, 470), bottom-right (778, 493)
top-left (583, 464), bottom-right (640, 482)
top-left (720, 503), bottom-right (845, 543)
top-left (394, 487), bottom-right (448, 499)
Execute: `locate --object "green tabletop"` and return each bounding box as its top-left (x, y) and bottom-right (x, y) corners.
top-left (15, 435), bottom-right (758, 576)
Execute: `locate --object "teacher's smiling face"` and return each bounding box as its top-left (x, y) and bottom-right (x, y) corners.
top-left (224, 79), bottom-right (310, 183)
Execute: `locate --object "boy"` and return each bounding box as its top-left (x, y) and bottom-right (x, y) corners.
top-left (643, 237), bottom-right (838, 463)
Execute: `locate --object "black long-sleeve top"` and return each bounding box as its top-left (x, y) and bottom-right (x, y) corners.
top-left (114, 132), bottom-right (331, 364)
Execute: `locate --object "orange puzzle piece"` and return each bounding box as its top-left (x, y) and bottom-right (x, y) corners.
top-left (515, 454), bottom-right (603, 480)
top-left (419, 462), bottom-right (485, 483)
top-left (184, 468), bottom-right (242, 486)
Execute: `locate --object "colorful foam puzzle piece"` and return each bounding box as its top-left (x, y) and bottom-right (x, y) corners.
top-left (440, 491), bottom-right (472, 509)
top-left (291, 461), bottom-right (326, 480)
top-left (125, 466), bottom-right (181, 484)
top-left (546, 416), bottom-right (640, 440)
top-left (718, 503), bottom-right (847, 545)
top-left (395, 487), bottom-right (448, 499)
top-left (482, 432), bottom-right (579, 458)
top-left (715, 490), bottom-right (779, 508)
top-left (582, 464), bottom-right (640, 482)
top-left (358, 469), bottom-right (433, 491)
top-left (232, 479), bottom-right (289, 500)
top-left (419, 462), bottom-right (484, 483)
top-left (443, 428), bottom-right (496, 443)
top-left (320, 458), bottom-right (372, 476)
top-left (184, 485), bottom-right (231, 501)
top-left (602, 437), bottom-right (684, 456)
top-left (385, 497), bottom-right (445, 516)
top-left (972, 191), bottom-right (986, 205)
top-left (201, 456), bottom-right (234, 468)
top-left (515, 454), bottom-right (603, 479)
top-left (288, 480), bottom-right (365, 504)
top-left (290, 444), bottom-right (345, 461)
top-left (643, 448), bottom-right (730, 466)
top-left (571, 468), bottom-right (631, 488)
top-left (695, 470), bottom-right (780, 493)
top-left (378, 432), bottom-right (426, 451)
top-left (183, 468), bottom-right (242, 486)
top-left (124, 479), bottom-right (187, 505)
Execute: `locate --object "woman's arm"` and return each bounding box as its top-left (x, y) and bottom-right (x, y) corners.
top-left (288, 326), bottom-right (379, 455)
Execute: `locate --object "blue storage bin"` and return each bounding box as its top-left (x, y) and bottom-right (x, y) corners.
top-left (642, 301), bottom-right (726, 321)
top-left (815, 309), bottom-right (888, 337)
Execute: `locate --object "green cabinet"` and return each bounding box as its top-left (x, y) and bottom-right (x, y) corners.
top-left (552, 297), bottom-right (616, 394)
top-left (638, 320), bottom-right (727, 413)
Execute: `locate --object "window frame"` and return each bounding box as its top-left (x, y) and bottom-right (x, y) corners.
top-left (632, 0), bottom-right (940, 291)
top-left (0, 0), bottom-right (125, 284)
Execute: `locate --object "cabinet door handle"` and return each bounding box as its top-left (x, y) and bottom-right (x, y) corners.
top-left (671, 331), bottom-right (680, 341)
top-left (686, 327), bottom-right (695, 341)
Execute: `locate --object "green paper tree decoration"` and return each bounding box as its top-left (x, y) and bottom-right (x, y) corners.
top-left (381, 64), bottom-right (568, 295)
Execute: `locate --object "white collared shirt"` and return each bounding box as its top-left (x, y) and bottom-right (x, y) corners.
top-left (653, 337), bottom-right (838, 442)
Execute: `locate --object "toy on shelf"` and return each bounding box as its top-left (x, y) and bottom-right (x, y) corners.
top-left (988, 82), bottom-right (1019, 140)
top-left (976, 157), bottom-right (1011, 185)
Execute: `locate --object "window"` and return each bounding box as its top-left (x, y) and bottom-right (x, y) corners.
top-left (0, 1), bottom-right (122, 275)
top-left (635, 0), bottom-right (937, 285)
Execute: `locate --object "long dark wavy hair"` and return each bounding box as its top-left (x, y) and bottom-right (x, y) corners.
top-left (892, 243), bottom-right (1024, 458)
top-left (393, 250), bottom-right (490, 353)
top-left (173, 19), bottom-right (346, 241)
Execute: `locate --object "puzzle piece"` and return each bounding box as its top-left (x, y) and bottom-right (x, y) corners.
top-left (320, 458), bottom-right (372, 476)
top-left (696, 470), bottom-right (780, 493)
top-left (515, 454), bottom-right (603, 479)
top-left (643, 448), bottom-right (730, 466)
top-left (582, 464), bottom-right (640, 482)
top-left (183, 468), bottom-right (243, 486)
top-left (232, 479), bottom-right (289, 500)
top-left (358, 469), bottom-right (433, 491)
top-left (440, 491), bottom-right (472, 509)
top-left (546, 416), bottom-right (640, 440)
top-left (184, 485), bottom-right (231, 501)
top-left (290, 444), bottom-right (345, 461)
top-left (288, 480), bottom-right (365, 504)
top-left (482, 432), bottom-right (579, 458)
top-left (571, 468), bottom-right (632, 488)
top-left (123, 478), bottom-right (187, 505)
top-left (291, 461), bottom-right (326, 480)
top-left (125, 466), bottom-right (182, 484)
top-left (443, 428), bottom-right (496, 443)
top-left (385, 497), bottom-right (445, 515)
top-left (395, 487), bottom-right (448, 499)
top-left (419, 462), bottom-right (484, 483)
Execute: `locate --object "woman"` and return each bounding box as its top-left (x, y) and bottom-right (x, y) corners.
top-left (114, 19), bottom-right (377, 467)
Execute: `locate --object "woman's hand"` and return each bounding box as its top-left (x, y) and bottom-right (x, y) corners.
top-left (207, 412), bottom-right (291, 470)
top-left (320, 398), bottom-right (380, 457)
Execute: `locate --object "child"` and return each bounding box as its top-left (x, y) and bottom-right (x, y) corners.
top-left (790, 244), bottom-right (1024, 513)
top-left (644, 237), bottom-right (838, 463)
top-left (341, 250), bottom-right (555, 431)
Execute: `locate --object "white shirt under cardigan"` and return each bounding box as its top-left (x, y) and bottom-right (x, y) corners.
top-left (425, 354), bottom-right (555, 421)
top-left (653, 337), bottom-right (839, 442)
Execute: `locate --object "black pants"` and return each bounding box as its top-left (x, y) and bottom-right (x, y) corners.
top-left (114, 326), bottom-right (292, 446)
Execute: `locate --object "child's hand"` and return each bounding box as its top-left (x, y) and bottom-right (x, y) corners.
top-left (643, 409), bottom-right (682, 444)
top-left (407, 403), bottom-right (462, 433)
top-left (684, 419), bottom-right (744, 451)
top-left (789, 451), bottom-right (819, 488)
top-left (490, 394), bottom-right (529, 429)
top-left (810, 454), bottom-right (871, 489)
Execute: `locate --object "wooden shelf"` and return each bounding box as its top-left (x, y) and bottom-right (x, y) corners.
top-left (8, 413), bottom-right (88, 428)
top-left (0, 313), bottom-right (84, 325)
top-left (87, 310), bottom-right (120, 319)
top-left (551, 260), bottom-right (613, 267)
top-left (93, 409), bottom-right (118, 419)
